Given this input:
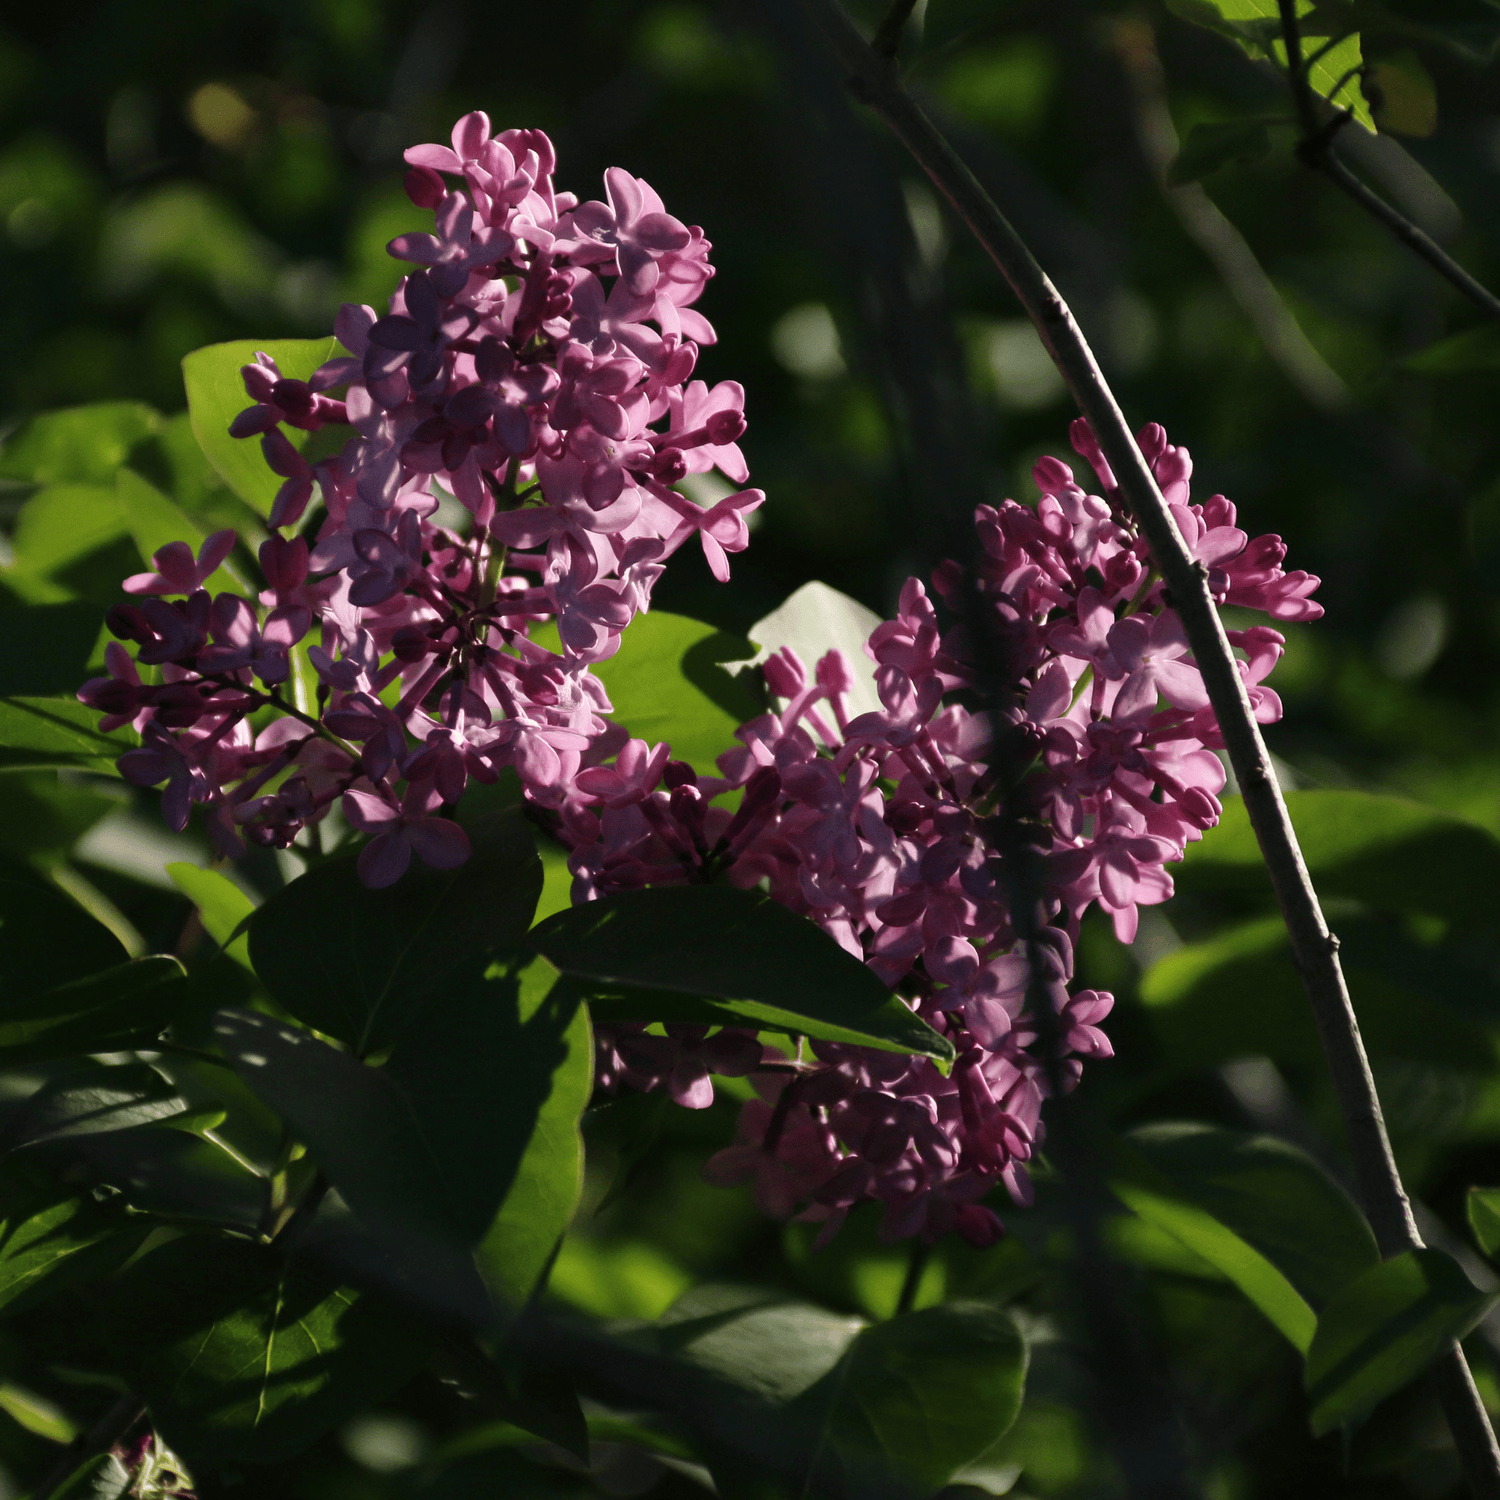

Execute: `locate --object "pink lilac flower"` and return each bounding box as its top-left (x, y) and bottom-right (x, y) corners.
top-left (83, 112), bottom-right (741, 869)
top-left (566, 419), bottom-right (1319, 1248)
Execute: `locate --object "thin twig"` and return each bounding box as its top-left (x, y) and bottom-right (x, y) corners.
top-left (814, 3), bottom-right (1500, 1494)
top-left (1274, 0), bottom-right (1500, 321)
top-left (895, 1240), bottom-right (929, 1316)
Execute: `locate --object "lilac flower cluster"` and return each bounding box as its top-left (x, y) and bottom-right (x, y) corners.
top-left (80, 114), bottom-right (759, 886)
top-left (79, 112), bottom-right (1323, 1251)
top-left (569, 421), bottom-right (1321, 1247)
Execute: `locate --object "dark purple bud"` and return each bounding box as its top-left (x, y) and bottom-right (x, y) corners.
top-left (106, 604), bottom-right (153, 643)
top-left (649, 447), bottom-right (687, 484)
top-left (271, 378), bottom-right (315, 419)
top-left (705, 409), bottom-right (746, 445)
top-left (663, 760), bottom-right (696, 790)
top-left (405, 165), bottom-right (447, 208)
top-left (475, 335), bottom-right (507, 383)
top-left (391, 626), bottom-right (434, 662)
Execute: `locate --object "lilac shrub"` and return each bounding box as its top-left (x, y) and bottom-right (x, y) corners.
top-left (79, 112), bottom-right (1322, 1251)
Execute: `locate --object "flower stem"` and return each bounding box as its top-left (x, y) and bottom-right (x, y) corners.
top-left (895, 1239), bottom-right (929, 1316)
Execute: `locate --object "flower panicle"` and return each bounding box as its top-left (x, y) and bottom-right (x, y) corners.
top-left (568, 420), bottom-right (1320, 1248)
top-left (80, 112), bottom-right (757, 884)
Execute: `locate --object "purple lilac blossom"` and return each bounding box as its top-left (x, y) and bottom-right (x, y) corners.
top-left (81, 112), bottom-right (758, 865)
top-left (564, 419), bottom-right (1321, 1249)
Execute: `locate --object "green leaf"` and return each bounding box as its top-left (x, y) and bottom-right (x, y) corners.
top-left (166, 863), bottom-right (256, 971)
top-left (181, 338), bottom-right (342, 515)
top-left (1467, 1187), bottom-right (1500, 1258)
top-left (743, 581), bottom-right (884, 719)
top-left (4, 1062), bottom-right (193, 1150)
top-left (475, 963), bottom-right (593, 1308)
top-left (246, 808), bottom-right (541, 1053)
top-left (1168, 119), bottom-right (1274, 183)
top-left (588, 610), bottom-right (763, 777)
top-left (0, 402), bottom-right (162, 487)
top-left (0, 773), bottom-right (123, 868)
top-left (2, 484), bottom-right (132, 606)
top-left (533, 885), bottom-right (954, 1064)
top-left (49, 1452), bottom-right (133, 1500)
top-left (1176, 790), bottom-right (1500, 925)
top-left (1406, 322), bottom-right (1500, 372)
top-left (1139, 913), bottom-right (1500, 1073)
top-left (117, 467), bottom-right (251, 596)
top-left (1165, 0), bottom-right (1376, 131)
top-left (0, 1183), bottom-right (147, 1316)
top-left (1305, 1248), bottom-right (1498, 1433)
top-left (103, 1234), bottom-right (431, 1465)
top-left (556, 1287), bottom-right (1026, 1498)
top-left (0, 955), bottom-right (187, 1065)
top-left (1112, 1124), bottom-right (1379, 1352)
top-left (787, 1301), bottom-right (1028, 1496)
top-left (212, 953), bottom-right (586, 1289)
top-left (0, 696), bottom-right (133, 774)
top-left (0, 874), bottom-right (126, 1003)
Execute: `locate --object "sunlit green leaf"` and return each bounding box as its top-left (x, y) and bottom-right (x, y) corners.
top-left (1165, 0), bottom-right (1376, 130)
top-left (533, 885), bottom-right (953, 1064)
top-left (476, 961), bottom-right (593, 1308)
top-left (2, 484), bottom-right (130, 606)
top-left (4, 1061), bottom-right (193, 1151)
top-left (0, 1181), bottom-right (147, 1316)
top-left (213, 952), bottom-right (586, 1305)
top-left (167, 863), bottom-right (256, 972)
top-left (743, 581), bottom-right (883, 719)
top-left (181, 337), bottom-right (342, 515)
top-left (1467, 1187), bottom-right (1500, 1258)
top-left (584, 610), bottom-right (763, 778)
top-left (0, 697), bottom-right (132, 774)
top-left (246, 808), bottom-right (541, 1053)
top-left (1305, 1248), bottom-right (1497, 1433)
top-left (102, 1234), bottom-right (431, 1465)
